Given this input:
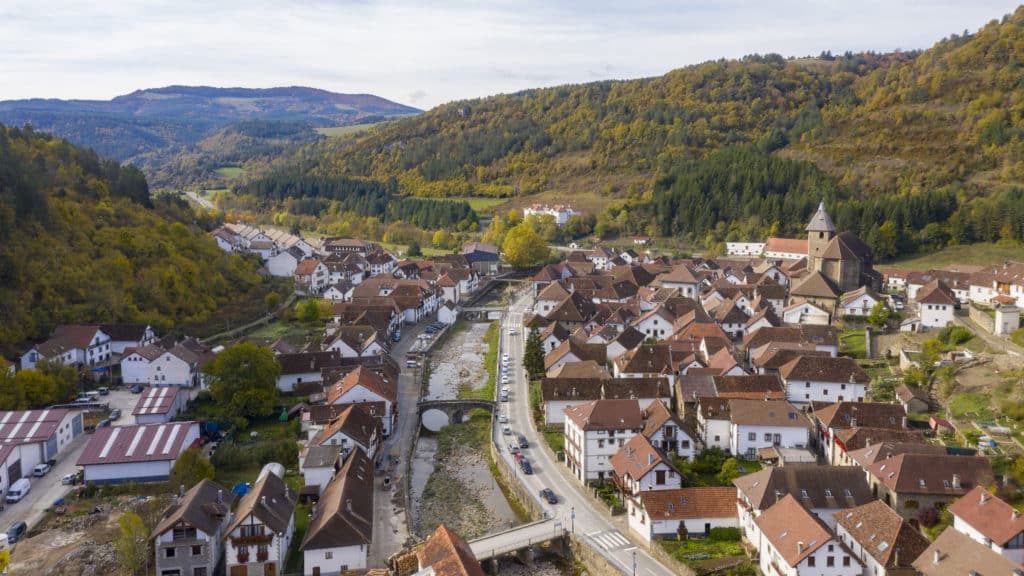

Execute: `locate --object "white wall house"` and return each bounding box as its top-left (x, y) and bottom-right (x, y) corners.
top-left (628, 487), bottom-right (738, 543)
top-left (949, 486), bottom-right (1024, 566)
top-left (726, 242), bottom-right (766, 257)
top-left (327, 366), bottom-right (396, 438)
top-left (915, 280), bottom-right (957, 330)
top-left (833, 500), bottom-right (930, 576)
top-left (564, 400), bottom-right (643, 483)
top-left (150, 348), bottom-right (198, 387)
top-left (755, 495), bottom-right (861, 576)
top-left (696, 400), bottom-right (732, 452)
top-left (267, 248), bottom-right (303, 277)
top-left (782, 302), bottom-right (831, 326)
top-left (728, 399), bottom-right (809, 459)
top-left (224, 468), bottom-right (297, 576)
top-left (300, 448), bottom-right (373, 576)
top-left (610, 435), bottom-right (683, 499)
top-left (779, 356), bottom-right (870, 405)
top-left (152, 479), bottom-right (233, 576)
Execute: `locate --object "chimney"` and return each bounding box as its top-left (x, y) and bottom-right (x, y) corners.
top-left (180, 484), bottom-right (186, 497)
top-left (980, 491), bottom-right (988, 504)
top-left (902, 416), bottom-right (908, 429)
top-left (797, 541), bottom-right (804, 555)
top-left (1013, 510), bottom-right (1020, 522)
top-left (850, 418), bottom-right (857, 428)
top-left (345, 499), bottom-right (353, 513)
top-left (648, 454), bottom-right (654, 465)
top-left (893, 547), bottom-right (899, 567)
top-left (933, 548), bottom-right (941, 565)
top-left (217, 490), bottom-right (224, 504)
top-left (952, 474), bottom-right (961, 489)
top-left (261, 496), bottom-right (267, 506)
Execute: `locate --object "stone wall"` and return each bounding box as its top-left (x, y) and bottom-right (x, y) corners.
top-left (968, 304), bottom-right (996, 333)
top-left (489, 440), bottom-right (544, 520)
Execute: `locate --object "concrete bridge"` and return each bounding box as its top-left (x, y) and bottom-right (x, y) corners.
top-left (417, 399), bottom-right (496, 424)
top-left (469, 519), bottom-right (569, 567)
top-left (461, 305), bottom-right (505, 313)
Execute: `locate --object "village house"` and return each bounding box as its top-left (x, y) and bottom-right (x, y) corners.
top-left (838, 286), bottom-right (885, 317)
top-left (832, 500), bottom-right (930, 576)
top-left (0, 409), bottom-right (85, 494)
top-left (413, 525), bottom-right (486, 576)
top-left (295, 259), bottom-right (330, 294)
top-left (539, 375), bottom-right (669, 425)
top-left (812, 401), bottom-right (909, 464)
top-left (610, 434), bottom-right (683, 500)
top-left (763, 237), bottom-right (808, 260)
top-left (862, 454), bottom-right (993, 525)
top-left (21, 325), bottom-right (113, 369)
top-left (754, 494), bottom-right (862, 576)
top-left (726, 242), bottom-right (767, 257)
top-left (779, 356), bottom-right (871, 404)
top-left (781, 300), bottom-right (832, 326)
top-left (728, 399), bottom-right (809, 459)
top-left (564, 399), bottom-right (643, 483)
top-left (223, 467), bottom-right (298, 576)
top-left (627, 487), bottom-right (738, 543)
top-left (133, 386), bottom-right (189, 425)
top-left (300, 445), bottom-right (341, 496)
top-left (276, 351), bottom-right (345, 393)
top-left (101, 323), bottom-right (157, 355)
top-left (311, 404), bottom-right (381, 461)
top-left (894, 384), bottom-right (931, 414)
top-left (366, 251), bottom-right (399, 277)
top-left (641, 399), bottom-right (696, 461)
top-left (524, 203), bottom-right (579, 226)
top-left (267, 246), bottom-right (306, 277)
top-left (326, 366), bottom-right (397, 438)
top-left (152, 479), bottom-right (234, 576)
top-left (77, 421), bottom-right (201, 484)
top-left (947, 486), bottom-right (1024, 565)
top-left (300, 447), bottom-right (374, 575)
top-left (913, 528), bottom-right (1022, 576)
top-left (323, 327), bottom-right (387, 360)
top-left (462, 242), bottom-right (501, 275)
top-left (914, 279), bottom-right (957, 329)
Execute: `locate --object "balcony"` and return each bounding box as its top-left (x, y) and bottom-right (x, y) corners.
top-left (256, 551), bottom-right (269, 562)
top-left (231, 534), bottom-right (273, 546)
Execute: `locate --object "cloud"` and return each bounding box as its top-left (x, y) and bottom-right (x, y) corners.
top-left (0, 0), bottom-right (1020, 109)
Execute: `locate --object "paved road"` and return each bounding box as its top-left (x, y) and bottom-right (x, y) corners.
top-left (954, 313), bottom-right (1024, 357)
top-left (469, 519), bottom-right (563, 560)
top-left (6, 432), bottom-right (90, 541)
top-left (497, 288), bottom-right (682, 576)
top-left (367, 322), bottom-right (426, 567)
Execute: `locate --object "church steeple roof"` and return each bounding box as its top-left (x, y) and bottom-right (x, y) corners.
top-left (806, 202), bottom-right (836, 233)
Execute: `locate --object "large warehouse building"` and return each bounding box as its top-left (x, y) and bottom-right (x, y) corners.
top-left (0, 409), bottom-right (85, 493)
top-left (77, 421), bottom-right (200, 484)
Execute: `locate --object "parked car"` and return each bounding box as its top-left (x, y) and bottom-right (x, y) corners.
top-left (519, 457), bottom-right (533, 475)
top-left (130, 384), bottom-right (144, 394)
top-left (508, 443), bottom-right (520, 455)
top-left (392, 331), bottom-right (402, 343)
top-left (73, 396), bottom-right (91, 404)
top-left (98, 387), bottom-right (110, 395)
top-left (540, 488), bottom-right (557, 504)
top-left (6, 478), bottom-right (30, 503)
top-left (508, 328), bottom-right (517, 335)
top-left (109, 408), bottom-right (121, 420)
top-left (61, 473), bottom-right (77, 485)
top-left (517, 434), bottom-right (529, 449)
top-left (96, 419), bottom-right (111, 429)
top-left (6, 522), bottom-right (27, 545)
top-left (502, 425), bottom-right (512, 435)
top-left (498, 413), bottom-right (509, 424)
top-left (32, 463), bottom-right (51, 477)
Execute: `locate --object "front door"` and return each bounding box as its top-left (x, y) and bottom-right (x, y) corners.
top-left (313, 568), bottom-right (320, 576)
top-left (230, 566), bottom-right (247, 576)
top-left (264, 562), bottom-right (276, 576)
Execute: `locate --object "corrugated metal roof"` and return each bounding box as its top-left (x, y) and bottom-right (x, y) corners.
top-left (0, 409), bottom-right (68, 445)
top-left (77, 421), bottom-right (198, 465)
top-left (132, 386), bottom-right (183, 416)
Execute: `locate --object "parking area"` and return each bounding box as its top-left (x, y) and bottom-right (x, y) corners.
top-left (2, 432), bottom-right (90, 538)
top-left (102, 388), bottom-right (144, 425)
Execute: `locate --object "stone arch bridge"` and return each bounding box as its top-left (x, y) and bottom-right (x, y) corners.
top-left (417, 399), bottom-right (496, 426)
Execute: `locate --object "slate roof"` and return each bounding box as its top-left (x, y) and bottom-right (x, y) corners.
top-left (152, 479), bottom-right (233, 540)
top-left (754, 494), bottom-right (832, 567)
top-left (301, 447), bottom-right (374, 550)
top-left (639, 487), bottom-right (738, 521)
top-left (806, 202), bottom-right (836, 233)
top-left (833, 500), bottom-right (929, 569)
top-left (278, 351), bottom-right (344, 375)
top-left (303, 445), bottom-right (341, 469)
top-left (779, 356), bottom-right (870, 385)
top-left (733, 465), bottom-right (873, 511)
top-left (863, 454), bottom-right (993, 496)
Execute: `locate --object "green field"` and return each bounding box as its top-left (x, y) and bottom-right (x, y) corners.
top-left (214, 167), bottom-right (246, 180)
top-left (888, 243), bottom-right (1024, 270)
top-left (949, 392), bottom-right (994, 420)
top-left (839, 330), bottom-right (866, 359)
top-left (315, 122), bottom-right (383, 138)
top-left (443, 197), bottom-right (508, 213)
top-left (379, 241), bottom-right (450, 257)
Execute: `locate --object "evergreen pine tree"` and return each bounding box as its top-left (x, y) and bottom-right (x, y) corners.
top-left (523, 326), bottom-right (545, 378)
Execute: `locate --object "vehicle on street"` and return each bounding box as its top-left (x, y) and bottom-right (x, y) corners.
top-left (96, 418), bottom-right (111, 429)
top-left (501, 385), bottom-right (510, 393)
top-left (7, 521), bottom-right (27, 545)
top-left (130, 384), bottom-right (144, 394)
top-left (508, 443), bottom-right (520, 454)
top-left (540, 488), bottom-right (557, 504)
top-left (508, 328), bottom-right (517, 335)
top-left (500, 393), bottom-right (509, 402)
top-left (498, 413), bottom-right (509, 424)
top-left (61, 472), bottom-right (77, 485)
top-left (85, 390), bottom-right (100, 400)
top-left (32, 463), bottom-right (51, 477)
top-left (110, 408), bottom-right (121, 420)
top-left (73, 396), bottom-right (91, 404)
top-left (392, 331), bottom-right (402, 342)
top-left (98, 387), bottom-right (109, 395)
top-left (424, 326), bottom-right (437, 334)
top-left (517, 434), bottom-right (528, 449)
top-left (6, 478), bottom-right (30, 503)
top-left (519, 456), bottom-right (533, 474)
top-left (502, 425), bottom-right (512, 435)
top-left (502, 353), bottom-right (510, 361)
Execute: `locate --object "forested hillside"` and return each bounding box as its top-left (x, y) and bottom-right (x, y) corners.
top-left (0, 124), bottom-right (274, 355)
top-left (254, 7), bottom-right (1024, 254)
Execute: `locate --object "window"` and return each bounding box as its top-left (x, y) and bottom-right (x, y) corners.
top-left (827, 556), bottom-right (835, 567)
top-left (681, 440), bottom-right (690, 449)
top-left (763, 433), bottom-right (771, 442)
top-left (192, 545), bottom-right (202, 556)
top-left (807, 556), bottom-right (815, 567)
top-left (161, 571), bottom-right (181, 576)
top-left (748, 433), bottom-right (756, 441)
top-left (166, 548), bottom-right (176, 558)
top-left (173, 527), bottom-right (197, 540)
top-left (193, 569), bottom-right (207, 576)
top-left (597, 439), bottom-right (605, 448)
top-left (843, 556), bottom-right (851, 567)
top-left (325, 551), bottom-right (333, 559)
top-left (828, 544), bottom-right (834, 552)
top-left (241, 525), bottom-right (263, 538)
top-left (805, 382), bottom-right (811, 388)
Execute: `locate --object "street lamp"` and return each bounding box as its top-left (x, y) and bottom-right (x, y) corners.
top-left (632, 549), bottom-right (637, 576)
top-left (571, 506), bottom-right (575, 534)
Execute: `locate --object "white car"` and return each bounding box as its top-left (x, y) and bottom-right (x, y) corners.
top-left (502, 425), bottom-right (512, 435)
top-left (501, 385), bottom-right (510, 393)
top-left (502, 353), bottom-right (510, 361)
top-left (498, 413), bottom-right (509, 423)
top-left (508, 328), bottom-right (517, 335)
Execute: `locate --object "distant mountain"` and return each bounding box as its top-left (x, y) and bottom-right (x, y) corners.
top-left (0, 86), bottom-right (421, 188)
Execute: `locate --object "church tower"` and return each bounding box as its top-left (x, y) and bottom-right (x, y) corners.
top-left (806, 201), bottom-right (836, 273)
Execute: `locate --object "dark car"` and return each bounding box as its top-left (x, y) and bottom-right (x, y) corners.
top-left (539, 488), bottom-right (557, 504)
top-left (517, 434), bottom-right (528, 449)
top-left (110, 408), bottom-right (121, 420)
top-left (130, 384), bottom-right (144, 394)
top-left (7, 521), bottom-right (27, 545)
top-left (519, 456), bottom-right (533, 475)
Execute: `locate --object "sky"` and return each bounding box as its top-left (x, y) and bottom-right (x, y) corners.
top-left (0, 0), bottom-right (1020, 110)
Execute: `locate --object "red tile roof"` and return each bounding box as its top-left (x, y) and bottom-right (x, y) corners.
top-left (947, 486), bottom-right (1024, 546)
top-left (639, 487), bottom-right (738, 520)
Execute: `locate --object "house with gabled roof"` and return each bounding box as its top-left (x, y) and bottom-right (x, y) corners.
top-left (915, 279), bottom-right (957, 329)
top-left (323, 326), bottom-right (387, 360)
top-left (913, 527), bottom-right (1022, 576)
top-left (863, 453), bottom-right (994, 525)
top-left (789, 271), bottom-right (841, 313)
top-left (413, 524), bottom-right (486, 576)
top-left (300, 447), bottom-right (374, 575)
top-left (312, 404), bottom-right (380, 461)
top-left (300, 444), bottom-right (341, 496)
top-left (833, 500), bottom-right (930, 576)
top-left (812, 401), bottom-right (909, 464)
top-left (224, 467), bottom-right (298, 576)
top-left (948, 486), bottom-right (1024, 565)
top-left (100, 323), bottom-right (157, 355)
top-left (628, 487), bottom-right (738, 543)
top-left (152, 479), bottom-right (234, 576)
top-left (326, 366), bottom-right (397, 437)
top-left (839, 286), bottom-right (885, 317)
top-left (275, 351), bottom-right (344, 393)
top-left (544, 337), bottom-right (607, 375)
top-left (613, 344), bottom-right (676, 385)
top-left (728, 399), bottom-right (809, 459)
top-left (21, 325), bottom-right (113, 369)
top-left (754, 494), bottom-right (861, 576)
top-left (843, 441), bottom-right (946, 470)
top-left (779, 356), bottom-right (871, 405)
top-left (641, 399), bottom-right (696, 460)
top-left (133, 386), bottom-right (189, 425)
top-left (781, 300), bottom-right (832, 326)
top-left (295, 259), bottom-right (330, 294)
top-left (610, 434), bottom-right (683, 498)
top-left (564, 399), bottom-right (643, 483)
top-left (743, 325), bottom-right (838, 363)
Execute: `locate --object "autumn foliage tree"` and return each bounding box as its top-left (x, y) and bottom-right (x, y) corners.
top-left (208, 342), bottom-right (280, 428)
top-left (501, 224), bottom-right (549, 268)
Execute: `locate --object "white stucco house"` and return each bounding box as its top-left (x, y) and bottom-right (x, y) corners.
top-left (628, 487), bottom-right (738, 543)
top-left (223, 466), bottom-right (297, 576)
top-left (564, 399), bottom-right (643, 483)
top-left (300, 448), bottom-right (373, 575)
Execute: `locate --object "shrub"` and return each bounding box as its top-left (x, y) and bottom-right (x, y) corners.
top-left (937, 326), bottom-right (973, 346)
top-left (211, 438), bottom-right (299, 472)
top-left (709, 527), bottom-right (741, 542)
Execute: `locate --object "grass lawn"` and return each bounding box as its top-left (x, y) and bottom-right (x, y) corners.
top-left (247, 319), bottom-right (324, 347)
top-left (286, 502), bottom-right (314, 573)
top-left (888, 243), bottom-right (1024, 270)
top-left (445, 197), bottom-right (508, 213)
top-left (839, 330), bottom-right (866, 359)
top-left (315, 122), bottom-right (384, 138)
top-left (379, 241), bottom-right (450, 257)
top-left (543, 430), bottom-right (565, 453)
top-left (214, 166), bottom-right (246, 180)
top-left (949, 392), bottom-right (994, 420)
top-left (658, 536), bottom-right (745, 563)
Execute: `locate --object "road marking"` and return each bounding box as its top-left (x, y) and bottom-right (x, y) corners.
top-left (590, 530), bottom-right (631, 551)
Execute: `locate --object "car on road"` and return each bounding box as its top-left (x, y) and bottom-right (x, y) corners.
top-left (500, 393), bottom-right (509, 402)
top-left (110, 408), bottom-right (121, 420)
top-left (32, 463), bottom-right (51, 477)
top-left (517, 434), bottom-right (528, 449)
top-left (392, 331), bottom-right (402, 342)
top-left (7, 521), bottom-right (27, 545)
top-left (61, 472), bottom-right (77, 485)
top-left (6, 478), bottom-right (30, 503)
top-left (519, 456), bottom-right (533, 474)
top-left (98, 387), bottom-right (109, 395)
top-left (424, 326), bottom-right (437, 334)
top-left (72, 396), bottom-right (91, 404)
top-left (130, 384), bottom-right (144, 394)
top-left (498, 413), bottom-right (509, 424)
top-left (508, 443), bottom-right (520, 455)
top-left (540, 488), bottom-right (557, 504)
top-left (502, 353), bottom-right (510, 361)
top-left (501, 375), bottom-right (510, 384)
top-left (508, 328), bottom-right (517, 335)
top-left (501, 385), bottom-right (510, 393)
top-left (502, 425), bottom-right (512, 435)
